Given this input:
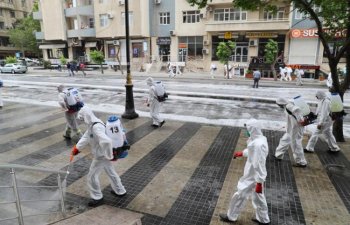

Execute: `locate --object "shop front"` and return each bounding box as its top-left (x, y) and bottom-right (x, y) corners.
top-left (156, 37), bottom-right (171, 62)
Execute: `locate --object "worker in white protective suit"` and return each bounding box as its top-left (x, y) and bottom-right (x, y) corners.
top-left (71, 106), bottom-right (126, 207)
top-left (220, 119), bottom-right (270, 225)
top-left (304, 91), bottom-right (341, 153)
top-left (146, 77), bottom-right (165, 128)
top-left (279, 67), bottom-right (286, 81)
top-left (57, 85), bottom-right (82, 140)
top-left (327, 73), bottom-right (333, 89)
top-left (285, 66), bottom-right (293, 81)
top-left (295, 69), bottom-right (303, 86)
top-left (275, 98), bottom-right (307, 167)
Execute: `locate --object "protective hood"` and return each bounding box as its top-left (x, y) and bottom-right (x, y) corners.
top-left (146, 77), bottom-right (154, 86)
top-left (245, 118), bottom-right (263, 139)
top-left (316, 90), bottom-right (326, 100)
top-left (276, 97), bottom-right (289, 106)
top-left (57, 84), bottom-right (64, 92)
top-left (77, 106), bottom-right (102, 125)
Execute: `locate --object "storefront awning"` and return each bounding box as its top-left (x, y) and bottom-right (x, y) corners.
top-left (85, 42), bottom-right (97, 48)
top-left (39, 44), bottom-right (66, 49)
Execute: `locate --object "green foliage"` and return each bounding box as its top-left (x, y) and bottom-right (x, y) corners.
top-left (216, 41), bottom-right (236, 65)
top-left (43, 60), bottom-right (51, 69)
top-left (264, 39), bottom-right (278, 64)
top-left (5, 56), bottom-right (17, 64)
top-left (59, 56), bottom-right (67, 65)
top-left (90, 50), bottom-right (105, 64)
top-left (33, 0), bottom-right (39, 12)
top-left (8, 16), bottom-right (41, 57)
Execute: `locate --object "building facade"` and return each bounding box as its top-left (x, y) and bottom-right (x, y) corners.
top-left (0, 0), bottom-right (34, 58)
top-left (35, 0), bottom-right (332, 77)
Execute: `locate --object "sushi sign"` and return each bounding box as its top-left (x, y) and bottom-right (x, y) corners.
top-left (291, 28), bottom-right (346, 38)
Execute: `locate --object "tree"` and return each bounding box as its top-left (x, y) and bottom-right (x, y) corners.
top-left (8, 6), bottom-right (41, 58)
top-left (90, 50), bottom-right (105, 74)
top-left (188, 0), bottom-right (350, 142)
top-left (264, 39), bottom-right (279, 81)
top-left (5, 56), bottom-right (17, 64)
top-left (216, 41), bottom-right (236, 77)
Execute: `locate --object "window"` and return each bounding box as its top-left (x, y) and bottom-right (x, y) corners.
top-left (0, 22), bottom-right (4, 29)
top-left (0, 9), bottom-right (3, 16)
top-left (108, 44), bottom-right (116, 58)
top-left (178, 36), bottom-right (203, 61)
top-left (264, 10), bottom-right (285, 20)
top-left (159, 12), bottom-right (170, 25)
top-left (99, 0), bottom-right (104, 3)
top-left (214, 8), bottom-right (247, 21)
top-left (132, 42), bottom-right (144, 58)
top-left (21, 0), bottom-right (25, 7)
top-left (23, 12), bottom-right (28, 17)
top-left (89, 18), bottom-right (94, 28)
top-left (294, 8), bottom-right (306, 19)
top-left (99, 14), bottom-right (108, 27)
top-left (10, 10), bottom-right (15, 18)
top-left (121, 12), bottom-right (133, 26)
top-left (183, 10), bottom-right (200, 23)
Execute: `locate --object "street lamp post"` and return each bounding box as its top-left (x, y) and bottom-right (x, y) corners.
top-left (122, 0), bottom-right (139, 119)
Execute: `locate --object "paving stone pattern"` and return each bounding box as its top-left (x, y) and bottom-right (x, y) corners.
top-left (1, 103), bottom-right (350, 225)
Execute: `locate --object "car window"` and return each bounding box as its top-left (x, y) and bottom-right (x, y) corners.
top-left (5, 65), bottom-right (12, 67)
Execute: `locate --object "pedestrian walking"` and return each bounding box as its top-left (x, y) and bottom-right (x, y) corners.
top-left (220, 119), bottom-right (270, 225)
top-left (0, 79), bottom-right (3, 109)
top-left (279, 67), bottom-right (286, 81)
top-left (304, 91), bottom-right (341, 153)
top-left (71, 106), bottom-right (127, 207)
top-left (78, 62), bottom-right (87, 77)
top-left (274, 97), bottom-right (308, 167)
top-left (253, 68), bottom-right (261, 88)
top-left (285, 66), bottom-right (293, 81)
top-left (57, 85), bottom-right (82, 140)
top-left (210, 63), bottom-right (217, 79)
top-left (168, 63), bottom-right (175, 78)
top-left (145, 77), bottom-right (165, 128)
top-left (295, 69), bottom-right (303, 86)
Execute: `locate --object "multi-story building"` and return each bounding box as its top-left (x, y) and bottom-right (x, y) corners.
top-left (0, 0), bottom-right (34, 58)
top-left (38, 0), bottom-right (333, 77)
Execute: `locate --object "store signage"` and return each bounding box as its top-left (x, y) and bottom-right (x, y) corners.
top-left (287, 64), bottom-right (320, 69)
top-left (224, 32), bottom-right (232, 39)
top-left (156, 37), bottom-right (171, 45)
top-left (290, 28), bottom-right (346, 38)
top-left (246, 32), bottom-right (278, 38)
top-left (178, 43), bottom-right (187, 48)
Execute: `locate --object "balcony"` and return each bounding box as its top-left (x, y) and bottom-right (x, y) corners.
top-left (67, 28), bottom-right (96, 38)
top-left (35, 32), bottom-right (44, 40)
top-left (33, 11), bottom-right (42, 20)
top-left (0, 1), bottom-right (14, 10)
top-left (205, 19), bottom-right (290, 32)
top-left (65, 5), bottom-right (94, 17)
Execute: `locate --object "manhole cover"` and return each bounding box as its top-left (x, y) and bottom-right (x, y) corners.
top-left (326, 164), bottom-right (350, 178)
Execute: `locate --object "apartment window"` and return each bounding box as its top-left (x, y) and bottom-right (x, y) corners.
top-left (214, 8), bottom-right (247, 21)
top-left (8, 0), bottom-right (13, 3)
top-left (0, 22), bottom-right (4, 29)
top-left (0, 9), bottom-right (3, 16)
top-left (264, 10), bottom-right (285, 20)
top-left (108, 44), bottom-right (116, 58)
top-left (21, 0), bottom-right (25, 7)
top-left (159, 12), bottom-right (170, 25)
top-left (294, 8), bottom-right (306, 19)
top-left (183, 10), bottom-right (200, 23)
top-left (89, 18), bottom-right (94, 28)
top-left (10, 10), bottom-right (15, 18)
top-left (121, 12), bottom-right (133, 26)
top-left (99, 14), bottom-right (108, 27)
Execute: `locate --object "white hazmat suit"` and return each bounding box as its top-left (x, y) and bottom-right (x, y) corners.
top-left (146, 77), bottom-right (165, 127)
top-left (285, 67), bottom-right (293, 81)
top-left (279, 67), bottom-right (286, 81)
top-left (221, 119), bottom-right (270, 224)
top-left (75, 107), bottom-right (126, 204)
top-left (275, 98), bottom-right (307, 166)
top-left (305, 91), bottom-right (341, 152)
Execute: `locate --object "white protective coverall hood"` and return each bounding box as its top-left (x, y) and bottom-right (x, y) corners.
top-left (76, 106), bottom-right (113, 160)
top-left (146, 77), bottom-right (154, 86)
top-left (227, 118), bottom-right (270, 223)
top-left (276, 97), bottom-right (289, 106)
top-left (315, 90), bottom-right (331, 124)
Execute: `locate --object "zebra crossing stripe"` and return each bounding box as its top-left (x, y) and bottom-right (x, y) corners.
top-left (127, 125), bottom-right (221, 217)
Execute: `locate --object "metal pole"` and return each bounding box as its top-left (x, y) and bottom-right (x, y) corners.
top-left (57, 174), bottom-right (66, 217)
top-left (11, 168), bottom-right (24, 225)
top-left (122, 0), bottom-right (139, 119)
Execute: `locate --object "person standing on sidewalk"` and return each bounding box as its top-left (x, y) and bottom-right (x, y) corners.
top-left (71, 106), bottom-right (127, 207)
top-left (274, 97), bottom-right (308, 167)
top-left (145, 77), bottom-right (165, 128)
top-left (210, 63), bottom-right (217, 79)
top-left (253, 68), bottom-right (261, 88)
top-left (295, 69), bottom-right (303, 86)
top-left (0, 79), bottom-right (3, 109)
top-left (57, 85), bottom-right (82, 140)
top-left (304, 91), bottom-right (341, 153)
top-left (220, 119), bottom-right (270, 225)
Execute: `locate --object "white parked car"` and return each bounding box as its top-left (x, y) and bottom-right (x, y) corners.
top-left (0, 63), bottom-right (27, 74)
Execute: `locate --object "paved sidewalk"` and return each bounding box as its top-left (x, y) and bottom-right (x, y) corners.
top-left (1, 102), bottom-right (349, 225)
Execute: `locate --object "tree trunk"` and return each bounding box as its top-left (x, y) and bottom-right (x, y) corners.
top-left (333, 118), bottom-right (345, 142)
top-left (100, 63), bottom-right (104, 74)
top-left (271, 63), bottom-right (277, 81)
